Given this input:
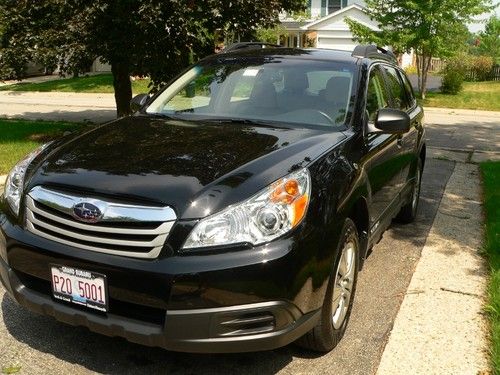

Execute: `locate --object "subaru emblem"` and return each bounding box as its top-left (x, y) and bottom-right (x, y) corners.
top-left (72, 202), bottom-right (103, 223)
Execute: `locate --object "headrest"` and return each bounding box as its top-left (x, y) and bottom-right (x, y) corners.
top-left (283, 70), bottom-right (308, 93)
top-left (250, 80), bottom-right (277, 108)
top-left (324, 76), bottom-right (351, 103)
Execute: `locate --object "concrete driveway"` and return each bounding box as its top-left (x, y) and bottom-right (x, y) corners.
top-left (0, 158), bottom-right (453, 374)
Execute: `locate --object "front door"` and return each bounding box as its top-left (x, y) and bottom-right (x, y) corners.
top-left (362, 66), bottom-right (403, 226)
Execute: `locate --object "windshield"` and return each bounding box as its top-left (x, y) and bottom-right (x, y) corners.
top-left (146, 57), bottom-right (358, 128)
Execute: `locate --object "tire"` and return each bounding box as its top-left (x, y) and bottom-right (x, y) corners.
top-left (296, 218), bottom-right (360, 352)
top-left (396, 158), bottom-right (423, 224)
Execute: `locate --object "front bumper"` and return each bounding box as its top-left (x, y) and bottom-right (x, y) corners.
top-left (0, 211), bottom-right (328, 353)
top-left (1, 256), bottom-right (319, 352)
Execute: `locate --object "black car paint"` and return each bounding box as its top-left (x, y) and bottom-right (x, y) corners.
top-left (0, 48), bottom-right (425, 352)
top-left (25, 116), bottom-right (348, 220)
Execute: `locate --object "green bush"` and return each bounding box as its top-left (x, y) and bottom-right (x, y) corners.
top-left (441, 56), bottom-right (468, 94)
top-left (404, 65), bottom-right (418, 75)
top-left (470, 55), bottom-right (494, 81)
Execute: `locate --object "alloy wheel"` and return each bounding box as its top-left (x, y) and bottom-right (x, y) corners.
top-left (332, 240), bottom-right (357, 329)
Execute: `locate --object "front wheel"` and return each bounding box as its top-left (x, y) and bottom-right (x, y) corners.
top-left (396, 158), bottom-right (423, 223)
top-left (296, 218), bottom-right (359, 352)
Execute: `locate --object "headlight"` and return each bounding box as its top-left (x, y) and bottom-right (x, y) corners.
top-left (4, 143), bottom-right (51, 216)
top-left (183, 168), bottom-right (311, 249)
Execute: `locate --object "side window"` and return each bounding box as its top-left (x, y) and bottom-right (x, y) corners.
top-left (366, 67), bottom-right (390, 122)
top-left (382, 66), bottom-right (407, 110)
top-left (163, 70), bottom-right (214, 112)
top-left (399, 70), bottom-right (417, 108)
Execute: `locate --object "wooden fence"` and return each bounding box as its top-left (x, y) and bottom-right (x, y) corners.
top-left (490, 65), bottom-right (500, 81)
top-left (466, 65), bottom-right (500, 81)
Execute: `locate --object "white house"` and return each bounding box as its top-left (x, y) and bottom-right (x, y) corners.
top-left (305, 4), bottom-right (377, 50)
top-left (280, 1), bottom-right (414, 68)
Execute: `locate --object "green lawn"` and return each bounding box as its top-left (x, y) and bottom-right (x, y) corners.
top-left (0, 74), bottom-right (151, 94)
top-left (422, 81), bottom-right (500, 111)
top-left (0, 119), bottom-right (86, 174)
top-left (481, 162), bottom-right (500, 374)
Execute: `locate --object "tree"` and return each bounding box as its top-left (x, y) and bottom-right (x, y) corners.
top-left (254, 10), bottom-right (311, 45)
top-left (255, 24), bottom-right (289, 45)
top-left (478, 15), bottom-right (500, 64)
top-left (0, 0), bottom-right (305, 117)
top-left (346, 0), bottom-right (492, 98)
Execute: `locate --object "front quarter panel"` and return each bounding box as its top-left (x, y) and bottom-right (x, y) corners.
top-left (291, 137), bottom-right (361, 311)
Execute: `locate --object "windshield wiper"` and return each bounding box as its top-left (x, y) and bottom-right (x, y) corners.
top-left (143, 113), bottom-right (187, 121)
top-left (202, 117), bottom-right (288, 129)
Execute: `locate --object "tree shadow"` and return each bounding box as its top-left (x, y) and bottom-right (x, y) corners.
top-left (389, 158), bottom-right (486, 284)
top-left (1, 294), bottom-right (299, 375)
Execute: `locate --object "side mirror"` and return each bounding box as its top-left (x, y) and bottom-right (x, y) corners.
top-left (130, 93), bottom-right (149, 113)
top-left (374, 108), bottom-right (410, 134)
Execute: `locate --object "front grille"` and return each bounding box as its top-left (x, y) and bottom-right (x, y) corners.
top-left (25, 186), bottom-right (176, 259)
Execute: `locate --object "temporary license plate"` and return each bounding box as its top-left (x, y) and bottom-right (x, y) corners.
top-left (50, 265), bottom-right (108, 312)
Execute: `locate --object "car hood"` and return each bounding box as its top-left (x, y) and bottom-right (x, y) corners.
top-left (27, 116), bottom-right (346, 219)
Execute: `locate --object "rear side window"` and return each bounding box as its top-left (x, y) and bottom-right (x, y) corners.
top-left (382, 66), bottom-right (407, 110)
top-left (399, 70), bottom-right (417, 109)
top-left (366, 66), bottom-right (390, 122)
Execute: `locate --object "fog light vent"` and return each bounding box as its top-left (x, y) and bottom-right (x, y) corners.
top-left (218, 312), bottom-right (275, 336)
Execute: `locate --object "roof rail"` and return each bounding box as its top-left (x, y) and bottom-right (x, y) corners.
top-left (223, 42), bottom-right (282, 53)
top-left (351, 44), bottom-right (397, 62)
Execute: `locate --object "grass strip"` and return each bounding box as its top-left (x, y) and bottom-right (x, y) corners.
top-left (481, 161), bottom-right (500, 374)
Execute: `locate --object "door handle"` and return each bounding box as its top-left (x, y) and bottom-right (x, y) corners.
top-left (396, 136), bottom-right (403, 148)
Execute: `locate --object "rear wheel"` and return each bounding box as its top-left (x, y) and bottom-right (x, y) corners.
top-left (296, 218), bottom-right (359, 352)
top-left (396, 159), bottom-right (423, 223)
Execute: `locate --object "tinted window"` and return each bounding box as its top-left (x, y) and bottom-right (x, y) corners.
top-left (399, 70), bottom-right (416, 108)
top-left (366, 66), bottom-right (390, 122)
top-left (382, 66), bottom-right (407, 110)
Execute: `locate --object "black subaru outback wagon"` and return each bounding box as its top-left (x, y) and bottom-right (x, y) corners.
top-left (0, 44), bottom-right (425, 353)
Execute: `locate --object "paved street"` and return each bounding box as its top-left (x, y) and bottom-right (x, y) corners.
top-left (1, 92), bottom-right (499, 154)
top-left (0, 91), bottom-right (116, 123)
top-left (425, 107), bottom-right (500, 152)
top-left (408, 74), bottom-right (442, 92)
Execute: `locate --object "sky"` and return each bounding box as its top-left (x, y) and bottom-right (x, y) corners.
top-left (468, 0), bottom-right (500, 33)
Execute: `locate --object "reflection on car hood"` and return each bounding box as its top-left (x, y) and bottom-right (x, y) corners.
top-left (27, 115), bottom-right (346, 218)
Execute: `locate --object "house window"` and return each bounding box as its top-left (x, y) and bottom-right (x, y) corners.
top-left (321, 0), bottom-right (346, 16)
top-left (321, 0), bottom-right (327, 16)
top-left (327, 0), bottom-right (341, 14)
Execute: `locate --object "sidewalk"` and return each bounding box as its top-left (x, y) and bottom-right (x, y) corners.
top-left (0, 91), bottom-right (116, 123)
top-left (377, 162), bottom-right (489, 374)
top-left (0, 74), bottom-right (62, 87)
top-left (424, 106), bottom-right (500, 118)
top-left (0, 73), bottom-right (108, 87)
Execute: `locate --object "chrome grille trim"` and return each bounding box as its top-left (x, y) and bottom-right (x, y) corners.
top-left (29, 185), bottom-right (176, 222)
top-left (25, 186), bottom-right (177, 259)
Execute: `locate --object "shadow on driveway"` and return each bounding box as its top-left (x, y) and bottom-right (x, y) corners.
top-left (1, 294), bottom-right (306, 374)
